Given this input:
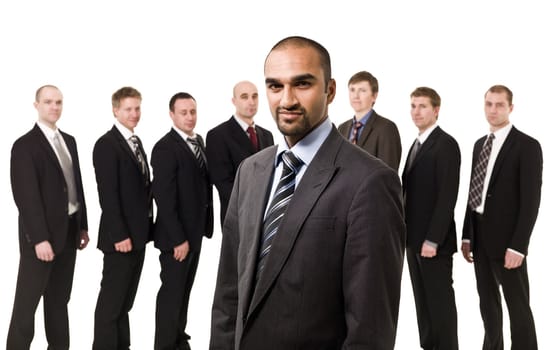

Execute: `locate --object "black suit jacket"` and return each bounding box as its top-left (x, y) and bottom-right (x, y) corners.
top-left (93, 126), bottom-right (153, 253)
top-left (210, 127), bottom-right (405, 350)
top-left (462, 126), bottom-right (542, 258)
top-left (337, 110), bottom-right (402, 171)
top-left (11, 124), bottom-right (88, 256)
top-left (402, 126), bottom-right (460, 255)
top-left (151, 129), bottom-right (214, 252)
top-left (206, 117), bottom-right (274, 222)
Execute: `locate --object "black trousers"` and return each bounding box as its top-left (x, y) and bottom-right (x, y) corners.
top-left (154, 248), bottom-right (201, 350)
top-left (7, 215), bottom-right (77, 350)
top-left (93, 249), bottom-right (145, 350)
top-left (406, 248), bottom-right (458, 350)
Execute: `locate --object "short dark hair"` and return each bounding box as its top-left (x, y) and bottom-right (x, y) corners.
top-left (485, 85), bottom-right (513, 105)
top-left (410, 87), bottom-right (441, 108)
top-left (348, 71), bottom-right (378, 94)
top-left (266, 36), bottom-right (332, 88)
top-left (112, 87), bottom-right (141, 109)
top-left (169, 92), bottom-right (196, 112)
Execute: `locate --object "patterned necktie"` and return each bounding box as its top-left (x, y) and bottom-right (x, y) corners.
top-left (349, 121), bottom-right (363, 144)
top-left (129, 135), bottom-right (150, 185)
top-left (247, 126), bottom-right (259, 152)
top-left (406, 139), bottom-right (421, 172)
top-left (256, 151), bottom-right (303, 281)
top-left (52, 133), bottom-right (78, 205)
top-left (187, 137), bottom-right (207, 170)
top-left (468, 133), bottom-right (495, 210)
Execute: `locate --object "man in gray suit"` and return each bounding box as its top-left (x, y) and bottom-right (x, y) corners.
top-left (210, 36), bottom-right (405, 350)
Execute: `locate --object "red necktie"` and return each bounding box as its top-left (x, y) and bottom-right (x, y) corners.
top-left (247, 126), bottom-right (258, 151)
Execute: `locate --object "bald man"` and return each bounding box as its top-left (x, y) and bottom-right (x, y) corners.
top-left (206, 81), bottom-right (274, 225)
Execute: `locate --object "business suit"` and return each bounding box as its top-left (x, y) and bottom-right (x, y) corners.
top-left (151, 129), bottom-right (214, 350)
top-left (462, 126), bottom-right (542, 349)
top-left (8, 124), bottom-right (88, 349)
top-left (402, 126), bottom-right (460, 350)
top-left (337, 110), bottom-right (402, 171)
top-left (92, 125), bottom-right (153, 350)
top-left (210, 127), bottom-right (405, 350)
top-left (206, 116), bottom-right (274, 224)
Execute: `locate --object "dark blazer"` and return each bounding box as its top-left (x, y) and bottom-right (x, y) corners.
top-left (210, 127), bottom-right (405, 350)
top-left (11, 124), bottom-right (88, 255)
top-left (462, 126), bottom-right (542, 258)
top-left (337, 110), bottom-right (402, 171)
top-left (206, 117), bottom-right (274, 222)
top-left (402, 126), bottom-right (460, 255)
top-left (152, 129), bottom-right (214, 252)
top-left (93, 126), bottom-right (153, 252)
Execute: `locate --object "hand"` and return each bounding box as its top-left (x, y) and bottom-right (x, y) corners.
top-left (79, 230), bottom-right (90, 250)
top-left (114, 238), bottom-right (133, 253)
top-left (173, 241), bottom-right (190, 262)
top-left (35, 240), bottom-right (55, 262)
top-left (461, 242), bottom-right (473, 263)
top-left (420, 242), bottom-right (437, 258)
top-left (504, 250), bottom-right (524, 269)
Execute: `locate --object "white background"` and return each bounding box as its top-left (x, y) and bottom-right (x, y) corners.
top-left (0, 1), bottom-right (549, 349)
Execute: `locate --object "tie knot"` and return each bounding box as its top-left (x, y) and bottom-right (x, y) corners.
top-left (129, 135), bottom-right (140, 145)
top-left (187, 137), bottom-right (199, 146)
top-left (281, 151), bottom-right (302, 174)
top-left (247, 126), bottom-right (255, 134)
top-left (354, 121), bottom-right (363, 129)
top-left (488, 133), bottom-right (495, 141)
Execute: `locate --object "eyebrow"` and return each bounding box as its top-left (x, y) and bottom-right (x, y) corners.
top-left (265, 73), bottom-right (317, 85)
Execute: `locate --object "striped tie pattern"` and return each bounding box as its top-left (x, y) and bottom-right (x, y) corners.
top-left (129, 135), bottom-right (150, 185)
top-left (350, 121), bottom-right (363, 144)
top-left (257, 151), bottom-right (303, 280)
top-left (52, 133), bottom-right (78, 206)
top-left (187, 137), bottom-right (207, 171)
top-left (468, 133), bottom-right (495, 210)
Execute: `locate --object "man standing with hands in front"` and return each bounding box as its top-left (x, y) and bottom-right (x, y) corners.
top-left (8, 85), bottom-right (89, 350)
top-left (92, 86), bottom-right (153, 350)
top-left (151, 92), bottom-right (213, 350)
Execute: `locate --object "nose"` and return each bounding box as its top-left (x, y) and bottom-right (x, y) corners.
top-left (280, 86), bottom-right (298, 109)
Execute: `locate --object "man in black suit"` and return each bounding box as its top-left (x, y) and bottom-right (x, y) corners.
top-left (337, 71), bottom-right (402, 171)
top-left (92, 86), bottom-right (153, 350)
top-left (402, 87), bottom-right (460, 350)
top-left (151, 92), bottom-right (214, 350)
top-left (210, 36), bottom-right (405, 350)
top-left (462, 85), bottom-right (542, 350)
top-left (206, 80), bottom-right (274, 224)
top-left (7, 85), bottom-right (89, 350)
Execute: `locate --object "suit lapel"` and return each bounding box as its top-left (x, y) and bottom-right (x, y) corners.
top-left (488, 127), bottom-right (517, 188)
top-left (229, 117), bottom-right (255, 154)
top-left (32, 124), bottom-right (64, 176)
top-left (406, 126), bottom-right (441, 174)
top-left (247, 128), bottom-right (342, 317)
top-left (111, 126), bottom-right (142, 171)
top-left (357, 111), bottom-right (378, 147)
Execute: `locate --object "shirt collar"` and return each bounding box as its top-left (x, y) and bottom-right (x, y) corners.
top-left (114, 119), bottom-right (135, 140)
top-left (37, 120), bottom-right (60, 139)
top-left (233, 115), bottom-right (254, 132)
top-left (354, 109), bottom-right (374, 125)
top-left (172, 126), bottom-right (195, 140)
top-left (417, 123), bottom-right (438, 144)
top-left (273, 117), bottom-right (332, 167)
top-left (490, 122), bottom-right (512, 141)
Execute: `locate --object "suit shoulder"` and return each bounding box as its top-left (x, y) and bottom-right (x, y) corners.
top-left (339, 140), bottom-right (393, 173)
top-left (337, 119), bottom-right (351, 130)
top-left (255, 124), bottom-right (273, 136)
top-left (372, 113), bottom-right (399, 129)
top-left (513, 128), bottom-right (541, 146)
top-left (207, 118), bottom-right (233, 136)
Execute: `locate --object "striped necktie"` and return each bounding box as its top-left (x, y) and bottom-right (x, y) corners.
top-left (187, 137), bottom-right (207, 170)
top-left (468, 133), bottom-right (495, 210)
top-left (350, 121), bottom-right (363, 144)
top-left (256, 151), bottom-right (303, 281)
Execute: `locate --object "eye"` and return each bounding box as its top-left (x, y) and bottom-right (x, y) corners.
top-left (267, 83), bottom-right (283, 92)
top-left (294, 81), bottom-right (311, 88)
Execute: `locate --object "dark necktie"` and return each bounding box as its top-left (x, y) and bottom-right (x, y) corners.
top-left (349, 121), bottom-right (363, 145)
top-left (468, 133), bottom-right (495, 210)
top-left (53, 133), bottom-right (78, 206)
top-left (187, 137), bottom-right (207, 170)
top-left (406, 139), bottom-right (421, 172)
top-left (129, 135), bottom-right (150, 185)
top-left (247, 126), bottom-right (259, 152)
top-left (256, 151), bottom-right (303, 281)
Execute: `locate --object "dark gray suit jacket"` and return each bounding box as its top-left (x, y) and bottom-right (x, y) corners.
top-left (338, 110), bottom-right (402, 171)
top-left (210, 127), bottom-right (405, 350)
